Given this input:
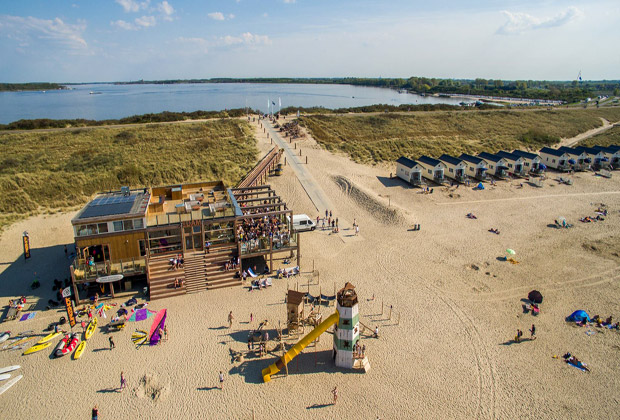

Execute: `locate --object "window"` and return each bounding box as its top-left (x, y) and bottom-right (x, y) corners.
top-left (344, 341), bottom-right (350, 349)
top-left (490, 165), bottom-right (494, 169)
top-left (123, 219), bottom-right (134, 231)
top-left (449, 168), bottom-right (453, 173)
top-left (552, 159), bottom-right (556, 163)
top-left (525, 162), bottom-right (530, 167)
top-left (97, 223), bottom-right (108, 234)
top-left (76, 225), bottom-right (91, 236)
top-left (134, 219), bottom-right (144, 229)
top-left (428, 169), bottom-right (432, 174)
top-left (508, 164), bottom-right (513, 168)
top-left (192, 225), bottom-right (201, 234)
top-left (138, 239), bottom-right (146, 256)
top-left (113, 221), bottom-right (123, 232)
top-left (342, 319), bottom-right (350, 326)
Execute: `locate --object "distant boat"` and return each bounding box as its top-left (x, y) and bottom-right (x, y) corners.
top-left (89, 91), bottom-right (102, 95)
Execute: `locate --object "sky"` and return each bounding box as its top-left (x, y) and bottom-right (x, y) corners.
top-left (0, 0), bottom-right (618, 82)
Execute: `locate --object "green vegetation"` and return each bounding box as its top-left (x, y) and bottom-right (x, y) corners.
top-left (579, 125), bottom-right (620, 148)
top-left (114, 77), bottom-right (620, 103)
top-left (0, 83), bottom-right (64, 92)
top-left (0, 120), bottom-right (257, 231)
top-left (300, 108), bottom-right (620, 164)
top-left (0, 108), bottom-right (256, 130)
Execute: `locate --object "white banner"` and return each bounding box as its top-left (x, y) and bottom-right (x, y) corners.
top-left (61, 286), bottom-right (72, 298)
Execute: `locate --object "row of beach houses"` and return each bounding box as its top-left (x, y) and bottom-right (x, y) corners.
top-left (396, 144), bottom-right (620, 186)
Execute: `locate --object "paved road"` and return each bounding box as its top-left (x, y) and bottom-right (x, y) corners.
top-left (262, 120), bottom-right (362, 242)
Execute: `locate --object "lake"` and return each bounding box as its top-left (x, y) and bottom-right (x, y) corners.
top-left (0, 83), bottom-right (466, 124)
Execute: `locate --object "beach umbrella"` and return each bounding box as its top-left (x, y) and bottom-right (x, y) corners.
top-left (528, 290), bottom-right (543, 304)
top-left (568, 159), bottom-right (576, 164)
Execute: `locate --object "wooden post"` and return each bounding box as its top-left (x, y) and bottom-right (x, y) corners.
top-left (381, 300), bottom-right (384, 315)
top-left (299, 149), bottom-right (302, 156)
top-left (294, 143), bottom-right (296, 149)
top-left (312, 259), bottom-right (315, 273)
top-left (389, 305), bottom-right (392, 320)
top-left (306, 156), bottom-right (308, 164)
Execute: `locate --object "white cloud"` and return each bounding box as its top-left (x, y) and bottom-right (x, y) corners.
top-left (221, 32), bottom-right (271, 46)
top-left (111, 19), bottom-right (137, 30)
top-left (497, 6), bottom-right (583, 35)
top-left (115, 0), bottom-right (150, 13)
top-left (158, 1), bottom-right (175, 21)
top-left (176, 36), bottom-right (209, 53)
top-left (208, 12), bottom-right (225, 21)
top-left (0, 15), bottom-right (87, 51)
top-left (111, 15), bottom-right (156, 30)
top-left (283, 0), bottom-right (296, 3)
top-left (135, 15), bottom-right (156, 27)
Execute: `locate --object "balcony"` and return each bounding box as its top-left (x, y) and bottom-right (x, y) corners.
top-left (240, 232), bottom-right (298, 256)
top-left (73, 257), bottom-right (146, 281)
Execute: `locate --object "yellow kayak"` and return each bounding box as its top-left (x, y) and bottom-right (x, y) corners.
top-left (73, 341), bottom-right (86, 360)
top-left (37, 332), bottom-right (62, 345)
top-left (84, 317), bottom-right (98, 340)
top-left (23, 341), bottom-right (52, 355)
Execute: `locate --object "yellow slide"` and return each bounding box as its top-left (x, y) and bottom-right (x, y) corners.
top-left (262, 310), bottom-right (339, 383)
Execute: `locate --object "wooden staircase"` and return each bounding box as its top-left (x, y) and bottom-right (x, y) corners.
top-left (147, 254), bottom-right (186, 300)
top-left (203, 244), bottom-right (243, 290)
top-left (182, 252), bottom-right (208, 294)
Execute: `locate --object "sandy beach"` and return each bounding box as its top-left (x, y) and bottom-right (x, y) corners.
top-left (1, 120), bottom-right (619, 420)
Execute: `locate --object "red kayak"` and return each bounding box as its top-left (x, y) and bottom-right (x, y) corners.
top-left (61, 334), bottom-right (79, 357)
top-left (53, 335), bottom-right (70, 358)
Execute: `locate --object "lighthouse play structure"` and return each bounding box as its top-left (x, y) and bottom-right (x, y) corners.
top-left (262, 282), bottom-right (370, 382)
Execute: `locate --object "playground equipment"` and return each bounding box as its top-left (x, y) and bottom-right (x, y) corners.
top-left (262, 282), bottom-right (370, 383)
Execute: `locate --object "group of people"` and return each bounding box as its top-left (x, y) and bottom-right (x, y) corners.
top-left (318, 210), bottom-right (340, 233)
top-left (515, 324), bottom-right (536, 343)
top-left (237, 214), bottom-right (290, 253)
top-left (353, 341), bottom-right (367, 359)
top-left (169, 254), bottom-right (184, 270)
top-left (223, 256), bottom-right (239, 272)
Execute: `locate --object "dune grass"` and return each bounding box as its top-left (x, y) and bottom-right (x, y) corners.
top-left (300, 108), bottom-right (620, 164)
top-left (0, 119), bottom-right (257, 231)
top-left (578, 125), bottom-right (620, 148)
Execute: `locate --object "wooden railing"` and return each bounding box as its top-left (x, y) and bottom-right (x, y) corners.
top-left (236, 147), bottom-right (282, 188)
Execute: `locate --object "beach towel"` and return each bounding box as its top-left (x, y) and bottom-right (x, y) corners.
top-left (284, 266), bottom-right (299, 276)
top-left (128, 308), bottom-right (156, 322)
top-left (19, 313), bottom-right (35, 321)
top-left (247, 268), bottom-right (258, 278)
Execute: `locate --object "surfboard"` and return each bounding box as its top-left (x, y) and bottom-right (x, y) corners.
top-left (73, 341), bottom-right (86, 360)
top-left (0, 365), bottom-right (20, 375)
top-left (37, 332), bottom-right (62, 345)
top-left (0, 374), bottom-right (11, 381)
top-left (23, 341), bottom-right (52, 355)
top-left (96, 274), bottom-right (124, 283)
top-left (0, 332), bottom-right (10, 343)
top-left (84, 317), bottom-right (98, 340)
top-left (0, 375), bottom-right (23, 395)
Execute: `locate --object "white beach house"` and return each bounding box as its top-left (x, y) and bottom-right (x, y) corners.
top-left (539, 147), bottom-right (571, 171)
top-left (417, 155), bottom-right (446, 184)
top-left (477, 152), bottom-right (509, 178)
top-left (395, 156), bottom-right (424, 185)
top-left (438, 154), bottom-right (468, 183)
top-left (593, 145), bottom-right (620, 169)
top-left (512, 150), bottom-right (542, 174)
top-left (459, 153), bottom-right (489, 180)
top-left (558, 146), bottom-right (589, 171)
top-left (495, 151), bottom-right (526, 177)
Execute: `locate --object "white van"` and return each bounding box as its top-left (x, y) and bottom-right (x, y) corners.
top-left (287, 214), bottom-right (316, 232)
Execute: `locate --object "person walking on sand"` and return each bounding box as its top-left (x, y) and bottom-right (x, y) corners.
top-left (250, 312), bottom-right (254, 323)
top-left (219, 371), bottom-right (224, 389)
top-left (332, 386), bottom-right (338, 404)
top-left (109, 336), bottom-right (115, 350)
top-left (92, 405), bottom-right (98, 420)
top-left (120, 371), bottom-right (127, 392)
top-left (228, 311), bottom-right (234, 328)
top-left (530, 324), bottom-right (536, 340)
top-left (355, 225), bottom-right (360, 236)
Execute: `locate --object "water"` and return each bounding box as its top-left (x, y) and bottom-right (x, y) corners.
top-left (0, 83), bottom-right (467, 124)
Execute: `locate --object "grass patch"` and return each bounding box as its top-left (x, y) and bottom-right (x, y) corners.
top-left (0, 120), bottom-right (257, 231)
top-left (578, 125), bottom-right (620, 147)
top-left (300, 108), bottom-right (620, 164)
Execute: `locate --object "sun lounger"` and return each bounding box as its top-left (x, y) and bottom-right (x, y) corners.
top-left (284, 266), bottom-right (299, 276)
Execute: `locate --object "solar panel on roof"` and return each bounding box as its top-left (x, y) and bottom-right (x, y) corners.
top-left (91, 195), bottom-right (136, 206)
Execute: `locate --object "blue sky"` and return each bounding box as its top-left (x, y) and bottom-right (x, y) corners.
top-left (0, 0), bottom-right (618, 82)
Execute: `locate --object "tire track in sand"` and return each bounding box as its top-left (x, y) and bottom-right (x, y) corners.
top-left (376, 245), bottom-right (497, 419)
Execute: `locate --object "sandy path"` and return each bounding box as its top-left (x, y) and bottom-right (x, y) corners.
top-left (557, 117), bottom-right (617, 147)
